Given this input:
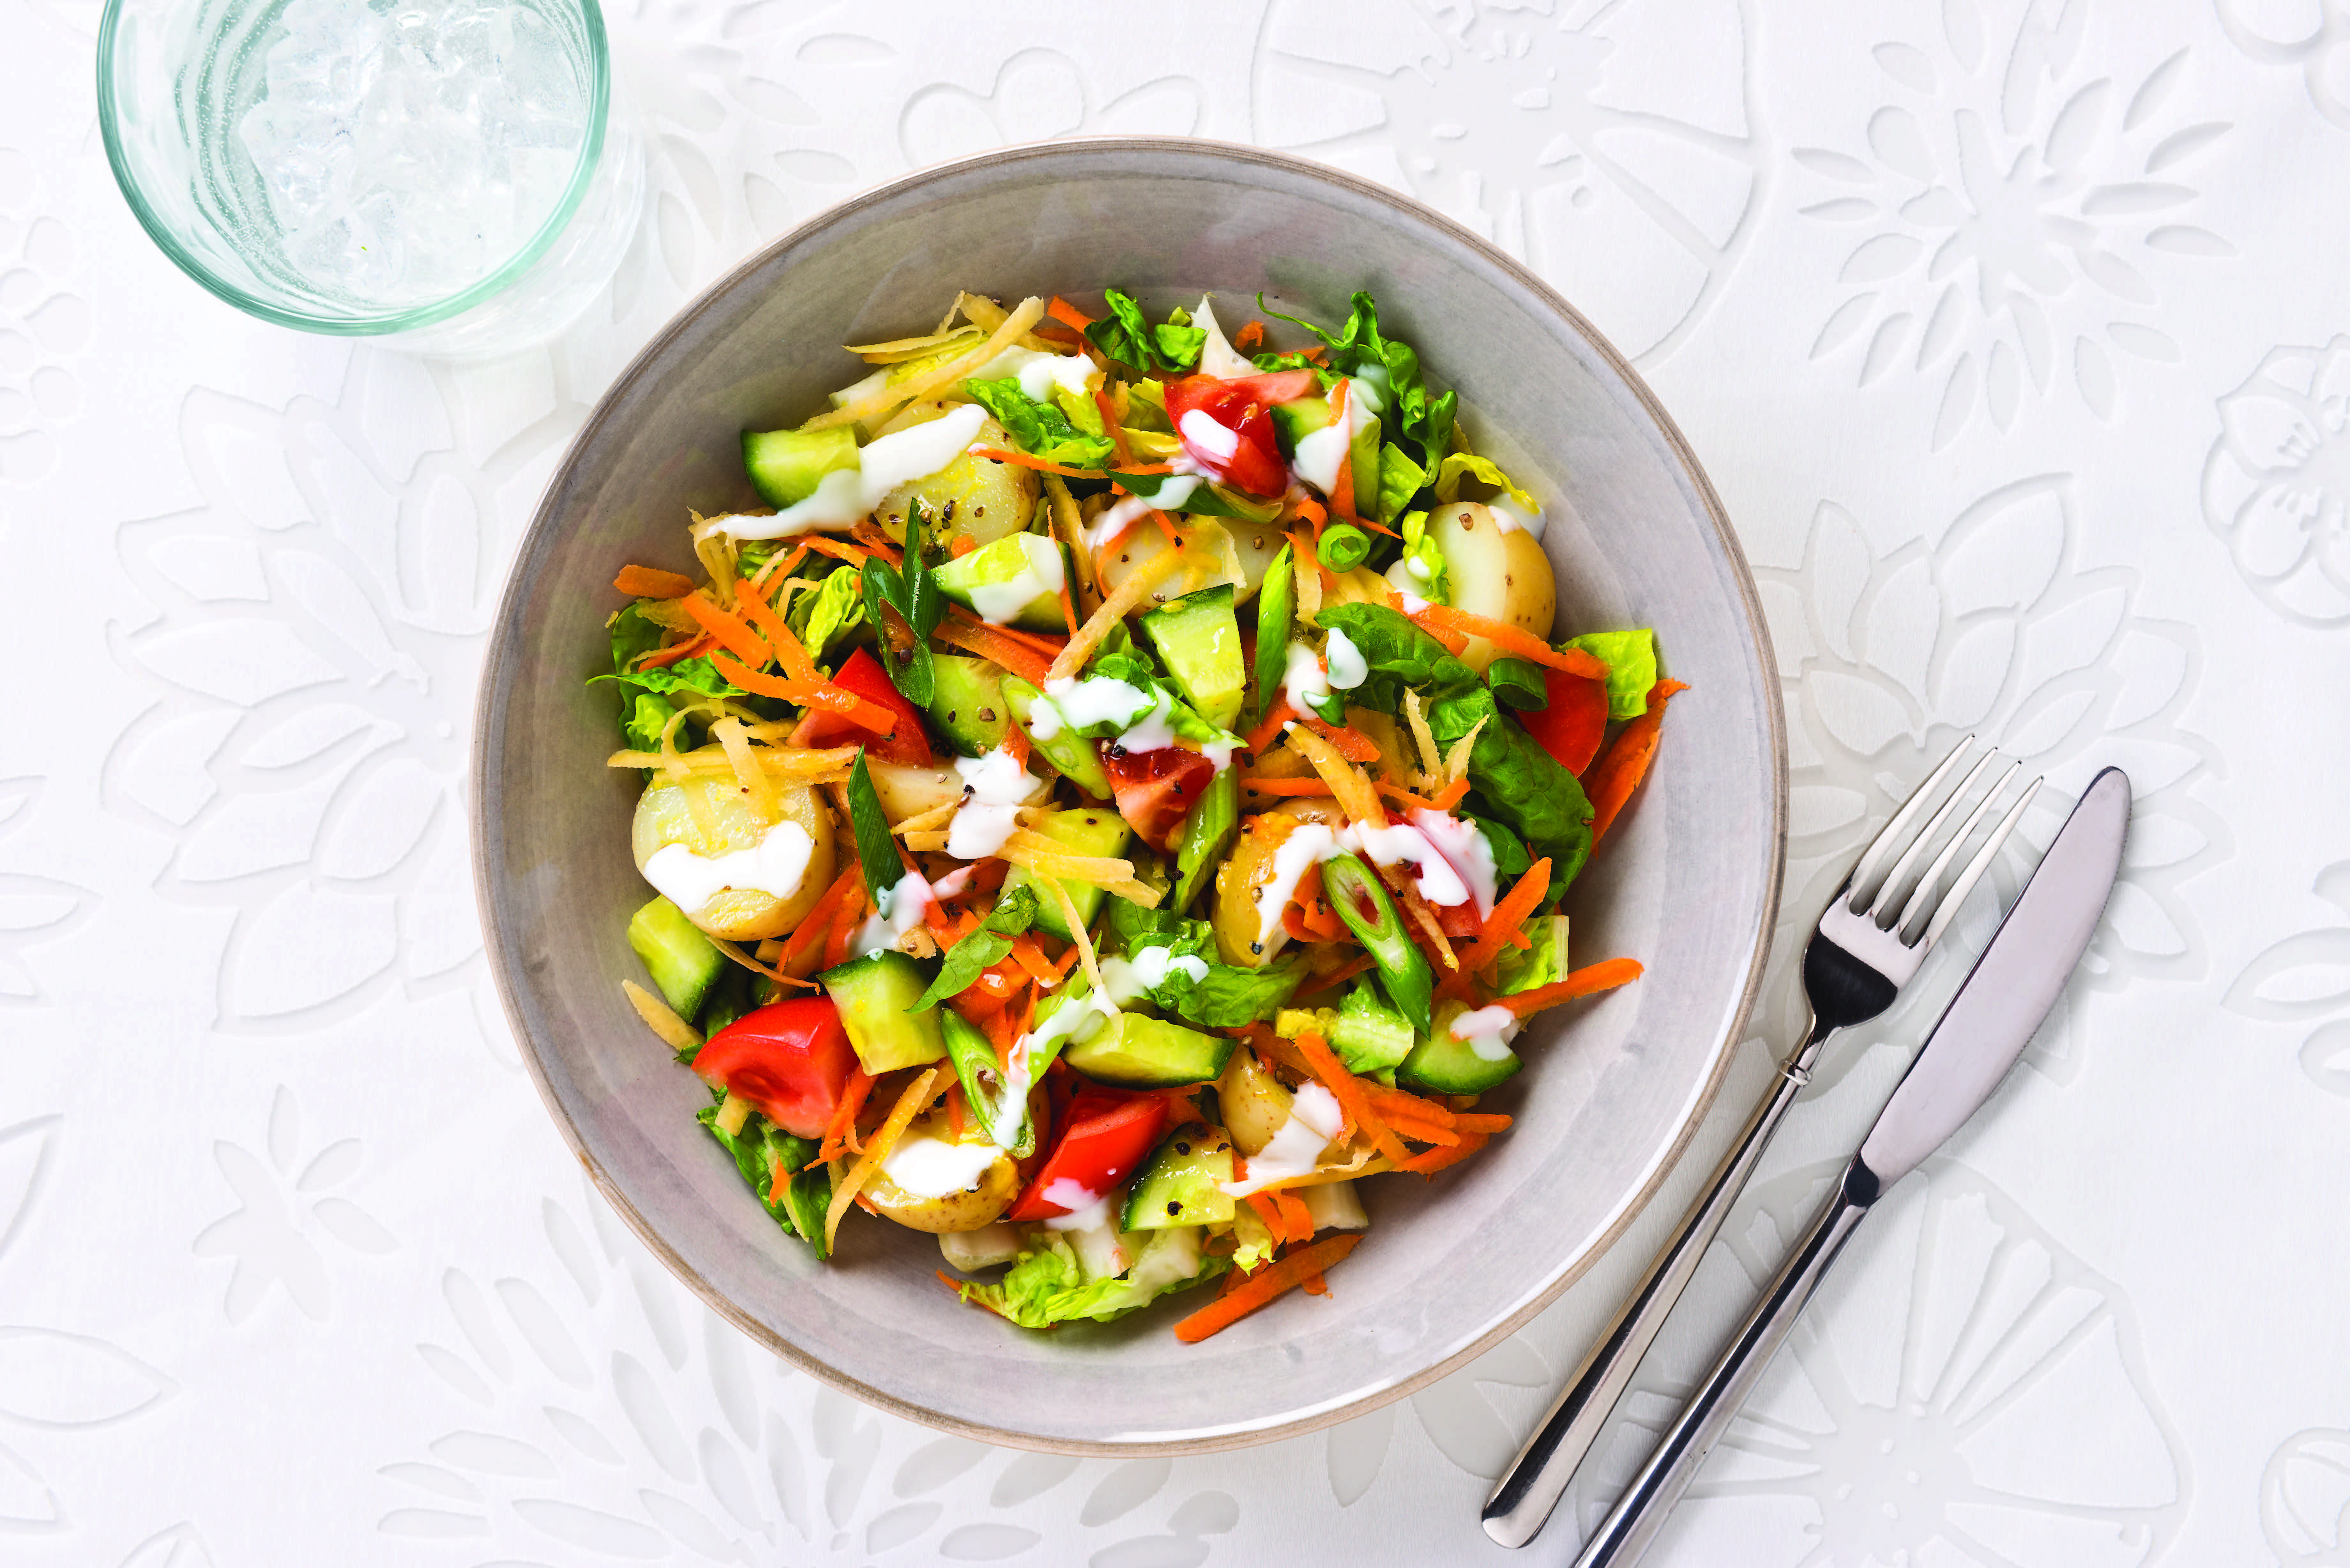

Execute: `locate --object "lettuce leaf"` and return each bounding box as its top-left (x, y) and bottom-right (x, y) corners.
top-left (624, 692), bottom-right (674, 758)
top-left (1430, 687), bottom-right (1594, 890)
top-left (1376, 444), bottom-right (1429, 524)
top-left (696, 1101), bottom-right (827, 1255)
top-left (1565, 629), bottom-right (1659, 719)
top-left (917, 886), bottom-right (1040, 1009)
top-left (1111, 910), bottom-right (1303, 1025)
top-left (1259, 291), bottom-right (1457, 469)
top-left (958, 1230), bottom-right (1225, 1328)
top-left (789, 565), bottom-right (867, 664)
top-left (1308, 603), bottom-right (1474, 712)
top-left (1085, 290), bottom-right (1205, 377)
top-left (1393, 508), bottom-right (1449, 604)
top-left (1434, 451), bottom-right (1538, 513)
top-left (591, 655), bottom-right (746, 701)
top-left (962, 376), bottom-right (1115, 469)
top-left (608, 602), bottom-right (665, 674)
top-left (1495, 913), bottom-right (1568, 996)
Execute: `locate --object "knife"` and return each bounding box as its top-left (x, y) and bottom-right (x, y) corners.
top-left (1567, 765), bottom-right (2132, 1568)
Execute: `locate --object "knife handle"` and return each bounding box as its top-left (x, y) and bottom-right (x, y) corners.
top-left (1570, 1161), bottom-right (1877, 1568)
top-left (1482, 1016), bottom-right (1836, 1548)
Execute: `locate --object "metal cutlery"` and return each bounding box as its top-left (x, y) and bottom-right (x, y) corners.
top-left (1484, 738), bottom-right (2042, 1548)
top-left (1564, 765), bottom-right (2130, 1567)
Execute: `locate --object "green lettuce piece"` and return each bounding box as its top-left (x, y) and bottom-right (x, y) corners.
top-left (1070, 646), bottom-right (1242, 754)
top-left (1434, 451), bottom-right (1538, 512)
top-left (735, 539), bottom-right (784, 577)
top-left (1249, 349), bottom-right (1339, 392)
top-left (1331, 977), bottom-right (1415, 1074)
top-left (696, 1102), bottom-right (827, 1255)
top-left (1055, 385), bottom-right (1105, 436)
top-left (591, 655), bottom-right (745, 701)
top-left (1495, 913), bottom-right (1568, 996)
top-left (1565, 629), bottom-right (1659, 719)
top-left (1430, 687), bottom-right (1594, 891)
top-left (1393, 508), bottom-right (1449, 604)
top-left (1084, 290), bottom-right (1205, 377)
top-left (790, 566), bottom-right (867, 664)
top-left (917, 886), bottom-right (1040, 1009)
top-left (608, 602), bottom-right (665, 674)
top-left (1107, 909), bottom-right (1302, 1026)
top-left (962, 376), bottom-right (1114, 469)
top-left (1376, 444), bottom-right (1429, 524)
top-left (1308, 603), bottom-right (1474, 713)
top-left (1258, 291), bottom-right (1456, 468)
top-left (1466, 811), bottom-right (1533, 884)
top-left (623, 692), bottom-right (674, 756)
top-left (959, 1230), bottom-right (1225, 1328)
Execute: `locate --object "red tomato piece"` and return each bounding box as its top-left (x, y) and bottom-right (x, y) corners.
top-left (1515, 668), bottom-right (1610, 776)
top-left (795, 646), bottom-right (933, 765)
top-left (1005, 1084), bottom-right (1170, 1222)
top-left (694, 997), bottom-right (859, 1139)
top-left (1437, 899), bottom-right (1483, 940)
top-left (1164, 373), bottom-right (1311, 498)
top-left (1100, 745), bottom-right (1217, 852)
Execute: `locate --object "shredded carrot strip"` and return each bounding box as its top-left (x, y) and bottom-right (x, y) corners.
top-left (682, 591), bottom-right (775, 669)
top-left (1360, 1082), bottom-right (1458, 1131)
top-left (1446, 859), bottom-right (1553, 983)
top-left (1396, 1132), bottom-right (1490, 1176)
top-left (814, 1067), bottom-right (876, 1166)
top-left (1058, 579), bottom-right (1081, 637)
top-left (1046, 295), bottom-right (1095, 331)
top-left (1093, 389), bottom-right (1137, 471)
top-left (1409, 604), bottom-right (1608, 678)
top-left (800, 536), bottom-right (878, 567)
top-left (1293, 1032), bottom-right (1412, 1168)
top-left (615, 564), bottom-right (696, 599)
top-left (1373, 780), bottom-right (1444, 812)
top-left (1427, 777), bottom-right (1470, 810)
top-left (636, 634), bottom-right (713, 670)
top-left (966, 617), bottom-right (1070, 658)
top-left (1242, 696), bottom-right (1299, 756)
top-left (949, 533), bottom-right (977, 558)
top-left (783, 864), bottom-right (863, 966)
top-left (1295, 955), bottom-right (1376, 1000)
top-left (1499, 958), bottom-right (1645, 1019)
top-left (936, 614), bottom-right (1055, 685)
top-left (1243, 1191), bottom-right (1287, 1246)
top-left (1273, 1189), bottom-right (1314, 1246)
top-left (1304, 718), bottom-right (1381, 764)
top-left (1008, 934), bottom-right (1057, 987)
top-left (1587, 680), bottom-right (1689, 842)
top-left (709, 654), bottom-right (898, 735)
top-left (1454, 1113), bottom-right (1513, 1134)
top-left (968, 447), bottom-right (1112, 479)
top-left (1382, 1115), bottom-right (1461, 1146)
top-left (1233, 320), bottom-right (1266, 354)
top-left (737, 579), bottom-right (820, 683)
top-left (823, 887), bottom-right (868, 969)
top-left (1003, 721), bottom-right (1032, 771)
top-left (945, 1083), bottom-right (966, 1142)
top-left (1174, 1234), bottom-right (1362, 1342)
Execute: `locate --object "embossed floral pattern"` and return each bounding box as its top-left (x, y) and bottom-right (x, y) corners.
top-left (2217, 0), bottom-right (2350, 131)
top-left (1251, 0), bottom-right (1765, 362)
top-left (2202, 339), bottom-right (2350, 627)
top-left (193, 1086), bottom-right (396, 1323)
top-left (108, 350), bottom-right (575, 1034)
top-left (0, 779), bottom-right (95, 1007)
top-left (2225, 862), bottom-right (2350, 1098)
top-left (1794, 0), bottom-right (2233, 446)
top-left (2264, 1427), bottom-right (2350, 1565)
top-left (0, 144), bottom-right (84, 487)
top-left (390, 1187), bottom-right (1240, 1563)
top-left (1750, 476), bottom-right (2226, 1084)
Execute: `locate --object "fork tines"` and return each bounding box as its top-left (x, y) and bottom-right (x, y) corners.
top-left (1842, 737), bottom-right (2043, 954)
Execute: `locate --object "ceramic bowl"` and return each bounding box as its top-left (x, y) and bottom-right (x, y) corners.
top-left (474, 137), bottom-right (1784, 1454)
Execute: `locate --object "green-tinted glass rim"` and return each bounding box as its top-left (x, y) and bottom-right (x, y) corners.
top-left (95, 0), bottom-right (612, 336)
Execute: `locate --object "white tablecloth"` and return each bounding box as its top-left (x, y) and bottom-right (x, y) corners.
top-left (7, 1), bottom-right (2343, 1562)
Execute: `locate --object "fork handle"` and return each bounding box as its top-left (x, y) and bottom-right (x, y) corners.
top-left (1569, 1169), bottom-right (1874, 1568)
top-left (1480, 1019), bottom-right (1832, 1548)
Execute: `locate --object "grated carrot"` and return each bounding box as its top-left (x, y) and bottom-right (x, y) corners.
top-left (936, 615), bottom-right (1055, 686)
top-left (1233, 320), bottom-right (1266, 354)
top-left (1443, 859), bottom-right (1554, 992)
top-left (1587, 680), bottom-right (1688, 842)
top-left (1242, 776), bottom-right (1338, 796)
top-left (814, 1067), bottom-right (876, 1166)
top-left (709, 654), bottom-right (898, 736)
top-left (736, 579), bottom-right (819, 683)
top-left (949, 534), bottom-right (977, 558)
top-left (1304, 718), bottom-right (1381, 764)
top-left (1174, 1234), bottom-right (1362, 1342)
top-left (615, 564), bottom-right (695, 599)
top-left (1499, 958), bottom-right (1645, 1019)
top-left (783, 864), bottom-right (864, 966)
top-left (969, 447), bottom-right (1119, 479)
top-left (682, 591), bottom-right (775, 669)
top-left (1293, 1032), bottom-right (1412, 1169)
top-left (1046, 295), bottom-right (1095, 331)
top-left (825, 1068), bottom-right (941, 1251)
top-left (635, 634), bottom-right (714, 670)
top-left (1242, 696), bottom-right (1299, 756)
top-left (1409, 603), bottom-right (1609, 679)
top-left (1273, 1189), bottom-right (1314, 1246)
top-left (1396, 1132), bottom-right (1490, 1176)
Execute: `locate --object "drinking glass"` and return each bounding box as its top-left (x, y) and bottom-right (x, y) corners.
top-left (98, 0), bottom-right (644, 357)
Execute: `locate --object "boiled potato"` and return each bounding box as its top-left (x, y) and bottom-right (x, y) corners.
top-left (863, 1117), bottom-right (1021, 1233)
top-left (865, 757), bottom-right (1049, 825)
top-left (632, 776), bottom-right (836, 941)
top-left (1427, 502), bottom-right (1555, 672)
top-left (873, 400), bottom-right (1037, 547)
top-left (1217, 1047), bottom-right (1297, 1158)
top-left (1212, 797), bottom-right (1344, 967)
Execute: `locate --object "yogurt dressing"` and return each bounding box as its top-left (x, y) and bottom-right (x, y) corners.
top-left (1451, 1004), bottom-right (1521, 1062)
top-left (1324, 627), bottom-right (1367, 690)
top-left (709, 403), bottom-right (988, 539)
top-left (1252, 820), bottom-right (1341, 953)
top-left (1039, 1179), bottom-right (1115, 1232)
top-left (1099, 943), bottom-right (1212, 1006)
top-left (641, 821), bottom-right (816, 916)
top-left (945, 748), bottom-right (1035, 860)
top-left (962, 535), bottom-right (1065, 626)
top-left (1290, 377), bottom-right (1375, 494)
top-left (1488, 492), bottom-right (1547, 542)
top-left (969, 345), bottom-right (1094, 403)
top-left (1178, 408), bottom-right (1240, 462)
top-left (1411, 809), bottom-right (1498, 917)
top-left (880, 1129), bottom-right (1003, 1198)
top-left (1221, 1082), bottom-right (1346, 1196)
top-left (1281, 641), bottom-right (1333, 718)
top-left (1346, 821), bottom-right (1470, 908)
top-left (853, 867), bottom-right (934, 958)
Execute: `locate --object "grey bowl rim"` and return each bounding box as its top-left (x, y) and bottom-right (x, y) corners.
top-left (472, 133), bottom-right (1788, 1457)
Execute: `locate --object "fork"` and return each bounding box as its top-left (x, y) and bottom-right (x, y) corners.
top-left (1481, 738), bottom-right (2042, 1548)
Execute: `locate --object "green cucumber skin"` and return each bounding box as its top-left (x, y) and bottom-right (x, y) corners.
top-left (1172, 767), bottom-right (1239, 915)
top-left (628, 895), bottom-right (726, 1020)
top-left (1252, 543), bottom-right (1295, 727)
top-left (1000, 808), bottom-right (1131, 943)
top-left (1141, 584), bottom-right (1245, 731)
top-left (1001, 675), bottom-right (1114, 797)
top-left (818, 949), bottom-right (947, 1074)
top-left (1121, 1123), bottom-right (1238, 1229)
top-left (928, 654), bottom-right (1011, 757)
top-left (1065, 1013), bottom-right (1234, 1088)
top-left (1396, 1030), bottom-right (1522, 1096)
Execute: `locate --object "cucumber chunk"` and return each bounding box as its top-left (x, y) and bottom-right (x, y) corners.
top-left (742, 425), bottom-right (859, 508)
top-left (1171, 766), bottom-right (1238, 915)
top-left (1065, 1012), bottom-right (1234, 1087)
top-left (1001, 808), bottom-right (1132, 941)
top-left (1251, 543), bottom-right (1294, 725)
top-left (628, 895), bottom-right (725, 1020)
top-left (928, 654), bottom-right (1011, 757)
top-left (931, 533), bottom-right (1071, 632)
top-left (1002, 675), bottom-right (1113, 798)
top-left (1120, 1122), bottom-right (1237, 1229)
top-left (819, 949), bottom-right (947, 1074)
top-left (1396, 1001), bottom-right (1522, 1095)
top-left (1140, 584), bottom-right (1245, 730)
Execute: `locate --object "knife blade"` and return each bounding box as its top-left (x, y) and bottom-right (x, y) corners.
top-left (1849, 764), bottom-right (2132, 1195)
top-left (1569, 765), bottom-right (2132, 1568)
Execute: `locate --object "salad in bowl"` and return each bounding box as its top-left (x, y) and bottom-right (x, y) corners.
top-left (595, 287), bottom-right (1680, 1341)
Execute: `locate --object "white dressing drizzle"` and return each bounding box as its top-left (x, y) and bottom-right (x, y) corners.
top-left (1290, 377), bottom-right (1371, 494)
top-left (642, 821), bottom-right (815, 917)
top-left (1281, 641), bottom-right (1332, 717)
top-left (961, 535), bottom-right (1065, 626)
top-left (880, 1130), bottom-right (1004, 1199)
top-left (946, 748), bottom-right (1036, 860)
top-left (1344, 821), bottom-right (1470, 909)
top-left (853, 867), bottom-right (934, 958)
top-left (1324, 627), bottom-right (1367, 690)
top-left (1252, 821), bottom-right (1340, 953)
top-left (1451, 1004), bottom-right (1521, 1062)
top-left (969, 345), bottom-right (1094, 403)
top-left (1099, 944), bottom-right (1211, 1006)
top-left (1221, 1083), bottom-right (1345, 1196)
top-left (1488, 492), bottom-right (1547, 542)
top-left (711, 404), bottom-right (987, 539)
top-left (1178, 408), bottom-right (1240, 462)
top-left (1411, 810), bottom-right (1499, 918)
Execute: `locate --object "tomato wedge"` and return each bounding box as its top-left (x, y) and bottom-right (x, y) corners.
top-left (1100, 745), bottom-right (1217, 853)
top-left (694, 997), bottom-right (859, 1139)
top-left (1005, 1084), bottom-right (1169, 1222)
top-left (794, 646), bottom-right (933, 765)
top-left (1515, 668), bottom-right (1609, 776)
top-left (1164, 372), bottom-right (1313, 497)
